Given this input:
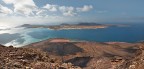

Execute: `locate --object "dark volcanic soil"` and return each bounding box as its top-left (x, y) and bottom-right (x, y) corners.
top-left (24, 38), bottom-right (144, 69)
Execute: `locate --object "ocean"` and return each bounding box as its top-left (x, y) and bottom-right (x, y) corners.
top-left (0, 23), bottom-right (144, 47)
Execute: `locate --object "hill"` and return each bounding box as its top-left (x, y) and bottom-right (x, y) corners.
top-left (1, 38), bottom-right (144, 69)
top-left (24, 38), bottom-right (144, 69)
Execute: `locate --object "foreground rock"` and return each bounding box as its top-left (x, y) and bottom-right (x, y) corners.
top-left (1, 38), bottom-right (144, 69)
top-left (25, 38), bottom-right (144, 69)
top-left (0, 44), bottom-right (81, 69)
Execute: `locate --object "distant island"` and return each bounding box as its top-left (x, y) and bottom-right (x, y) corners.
top-left (20, 23), bottom-right (128, 30)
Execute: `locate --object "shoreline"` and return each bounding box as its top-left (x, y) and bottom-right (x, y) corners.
top-left (47, 26), bottom-right (108, 30)
top-left (47, 25), bottom-right (108, 30)
top-left (5, 38), bottom-right (142, 47)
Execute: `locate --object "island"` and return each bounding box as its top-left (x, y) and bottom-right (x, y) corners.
top-left (20, 23), bottom-right (127, 30)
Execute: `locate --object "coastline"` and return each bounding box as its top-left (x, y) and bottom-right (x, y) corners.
top-left (47, 26), bottom-right (107, 30)
top-left (20, 23), bottom-right (130, 30)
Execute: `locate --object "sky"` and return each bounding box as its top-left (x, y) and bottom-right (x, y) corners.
top-left (0, 0), bottom-right (144, 26)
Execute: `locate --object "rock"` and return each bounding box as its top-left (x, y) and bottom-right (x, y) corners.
top-left (25, 66), bottom-right (32, 69)
top-left (1, 38), bottom-right (144, 69)
top-left (9, 46), bottom-right (14, 48)
top-left (13, 62), bottom-right (22, 68)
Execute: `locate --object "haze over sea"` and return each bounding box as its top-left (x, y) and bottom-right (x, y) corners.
top-left (0, 23), bottom-right (143, 47)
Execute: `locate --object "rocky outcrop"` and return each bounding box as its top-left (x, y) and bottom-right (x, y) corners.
top-left (1, 38), bottom-right (144, 69)
top-left (25, 38), bottom-right (144, 69)
top-left (116, 42), bottom-right (144, 69)
top-left (0, 44), bottom-right (81, 69)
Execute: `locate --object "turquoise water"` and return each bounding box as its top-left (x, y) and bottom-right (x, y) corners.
top-left (0, 23), bottom-right (144, 47)
top-left (28, 24), bottom-right (144, 42)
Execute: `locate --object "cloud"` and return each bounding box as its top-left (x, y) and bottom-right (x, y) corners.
top-left (36, 9), bottom-right (46, 15)
top-left (77, 5), bottom-right (93, 12)
top-left (43, 4), bottom-right (57, 12)
top-left (0, 4), bottom-right (13, 14)
top-left (43, 4), bottom-right (78, 16)
top-left (2, 0), bottom-right (93, 17)
top-left (42, 4), bottom-right (93, 16)
top-left (0, 1), bottom-right (96, 26)
top-left (2, 0), bottom-right (37, 15)
top-left (0, 15), bottom-right (78, 26)
top-left (63, 11), bottom-right (77, 16)
top-left (2, 0), bottom-right (14, 4)
top-left (59, 6), bottom-right (76, 16)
